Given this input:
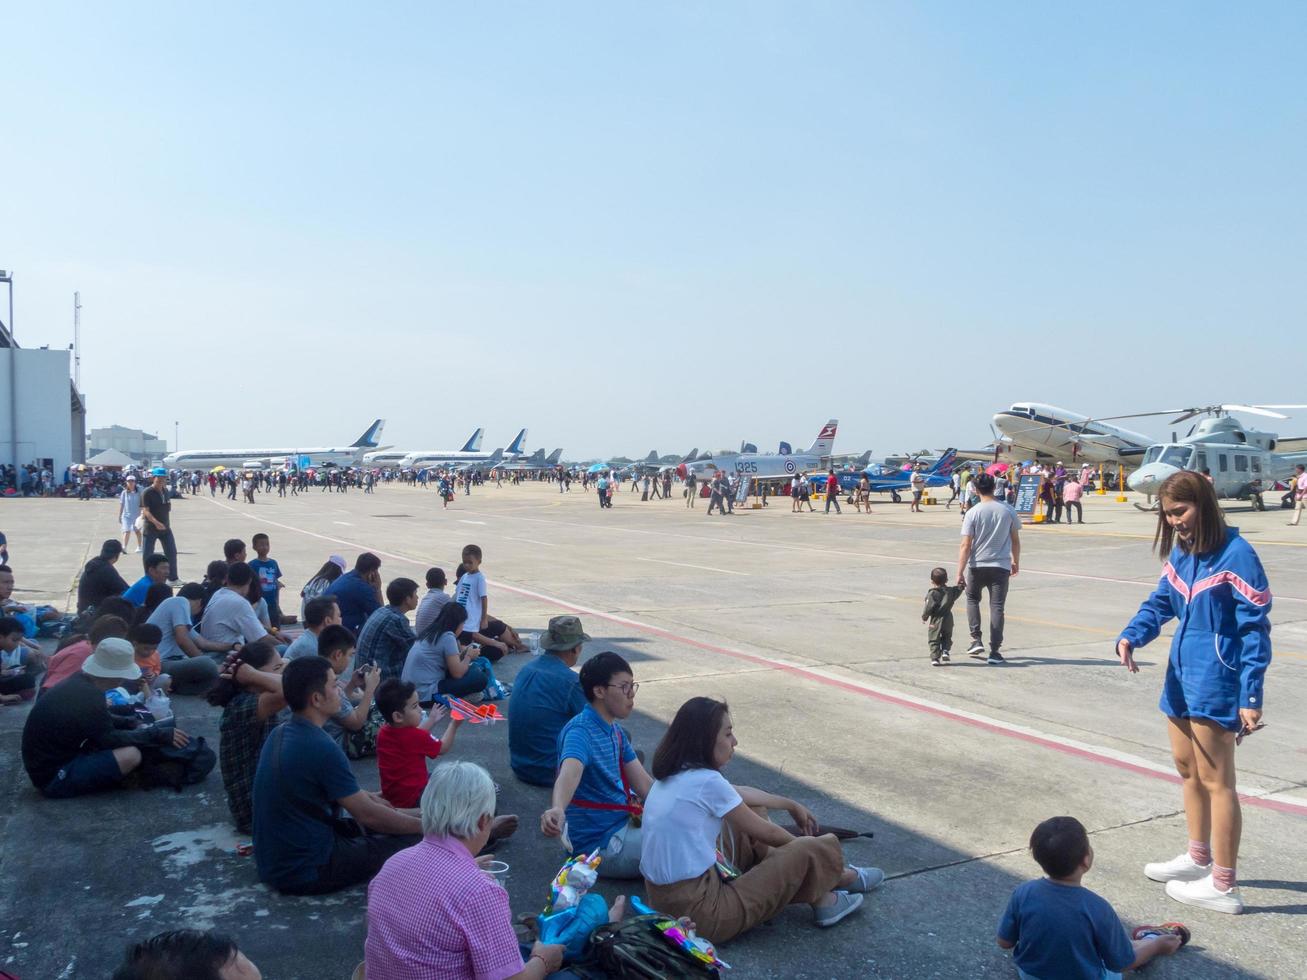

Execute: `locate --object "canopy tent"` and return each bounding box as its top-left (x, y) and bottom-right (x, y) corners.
top-left (85, 449), bottom-right (135, 469)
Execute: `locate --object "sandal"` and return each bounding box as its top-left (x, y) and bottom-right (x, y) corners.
top-left (1131, 922), bottom-right (1191, 947)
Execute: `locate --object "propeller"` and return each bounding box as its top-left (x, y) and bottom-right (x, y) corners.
top-left (1166, 404), bottom-right (1303, 425)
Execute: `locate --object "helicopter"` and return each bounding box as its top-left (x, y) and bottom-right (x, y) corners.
top-left (1124, 405), bottom-right (1307, 510)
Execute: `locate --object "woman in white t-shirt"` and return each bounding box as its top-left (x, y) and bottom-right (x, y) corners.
top-left (639, 697), bottom-right (884, 943)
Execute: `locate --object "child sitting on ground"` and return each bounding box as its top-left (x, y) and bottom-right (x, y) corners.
top-left (375, 678), bottom-right (462, 809)
top-left (922, 567), bottom-right (962, 666)
top-left (128, 622), bottom-right (170, 695)
top-left (0, 616), bottom-right (40, 704)
top-left (998, 816), bottom-right (1188, 980)
top-left (454, 546), bottom-right (527, 659)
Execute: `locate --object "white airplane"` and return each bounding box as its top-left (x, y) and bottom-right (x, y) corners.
top-left (162, 420), bottom-right (385, 470)
top-left (990, 404), bottom-right (1153, 464)
top-left (399, 429), bottom-right (527, 470)
top-left (682, 420), bottom-right (838, 480)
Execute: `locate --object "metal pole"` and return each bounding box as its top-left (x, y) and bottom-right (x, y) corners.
top-left (73, 291), bottom-right (81, 390)
top-left (4, 273), bottom-right (15, 490)
top-left (174, 420), bottom-right (179, 452)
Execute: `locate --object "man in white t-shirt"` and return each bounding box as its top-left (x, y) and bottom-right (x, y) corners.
top-left (909, 468), bottom-right (926, 513)
top-left (956, 472), bottom-right (1020, 666)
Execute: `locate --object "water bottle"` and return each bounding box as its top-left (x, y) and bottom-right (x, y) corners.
top-left (146, 689), bottom-right (173, 723)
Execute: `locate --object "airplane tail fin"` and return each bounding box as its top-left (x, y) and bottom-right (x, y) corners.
top-left (351, 419), bottom-right (385, 448)
top-left (507, 429), bottom-right (528, 455)
top-left (486, 448), bottom-right (503, 464)
top-left (645, 450), bottom-right (659, 463)
top-left (461, 428), bottom-right (484, 453)
top-left (929, 449), bottom-right (958, 476)
top-left (546, 449), bottom-right (563, 464)
top-left (682, 448), bottom-right (698, 463)
top-left (805, 419), bottom-right (839, 457)
top-left (528, 449), bottom-right (546, 463)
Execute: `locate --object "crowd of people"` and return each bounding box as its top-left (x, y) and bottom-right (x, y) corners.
top-left (3, 458), bottom-right (1277, 979)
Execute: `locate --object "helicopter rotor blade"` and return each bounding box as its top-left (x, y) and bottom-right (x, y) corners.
top-left (1218, 404), bottom-right (1289, 420)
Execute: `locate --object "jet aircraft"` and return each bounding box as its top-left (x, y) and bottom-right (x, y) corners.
top-left (681, 420), bottom-right (838, 481)
top-left (163, 420), bottom-right (385, 470)
top-left (400, 429), bottom-right (527, 470)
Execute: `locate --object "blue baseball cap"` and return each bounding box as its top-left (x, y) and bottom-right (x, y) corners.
top-left (150, 467), bottom-right (167, 477)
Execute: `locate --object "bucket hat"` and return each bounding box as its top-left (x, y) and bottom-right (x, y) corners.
top-left (540, 615), bottom-right (591, 651)
top-left (82, 637), bottom-right (142, 681)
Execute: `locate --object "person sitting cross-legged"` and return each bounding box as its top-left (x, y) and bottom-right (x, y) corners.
top-left (540, 652), bottom-right (651, 879)
top-left (508, 615), bottom-right (590, 786)
top-left (283, 596), bottom-right (342, 661)
top-left (147, 582), bottom-right (233, 695)
top-left (251, 655), bottom-right (422, 895)
top-left (640, 696), bottom-right (883, 943)
top-left (124, 554), bottom-right (171, 607)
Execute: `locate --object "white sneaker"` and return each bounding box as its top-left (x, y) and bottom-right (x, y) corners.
top-left (1166, 874), bottom-right (1244, 914)
top-left (1144, 852), bottom-right (1211, 883)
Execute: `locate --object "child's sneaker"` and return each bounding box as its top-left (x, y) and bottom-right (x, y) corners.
top-left (1144, 853), bottom-right (1211, 883)
top-left (930, 658), bottom-right (942, 667)
top-left (1165, 875), bottom-right (1243, 914)
top-left (940, 651), bottom-right (950, 662)
top-left (1132, 922), bottom-right (1191, 946)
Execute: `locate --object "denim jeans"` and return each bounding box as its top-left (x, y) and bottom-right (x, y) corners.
top-left (965, 566), bottom-right (1010, 652)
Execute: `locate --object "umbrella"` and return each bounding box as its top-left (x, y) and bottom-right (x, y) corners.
top-left (211, 465), bottom-right (227, 473)
top-left (587, 463), bottom-right (608, 474)
top-left (986, 462), bottom-right (1009, 475)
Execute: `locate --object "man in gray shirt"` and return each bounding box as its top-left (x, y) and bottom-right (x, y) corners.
top-left (956, 472), bottom-right (1020, 665)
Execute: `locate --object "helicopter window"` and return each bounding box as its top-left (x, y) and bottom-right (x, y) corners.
top-left (1144, 446), bottom-right (1164, 464)
top-left (1251, 456), bottom-right (1262, 473)
top-left (1193, 452), bottom-right (1207, 473)
top-left (1235, 456), bottom-right (1248, 473)
top-left (1160, 446), bottom-right (1192, 468)
top-left (1218, 454), bottom-right (1229, 472)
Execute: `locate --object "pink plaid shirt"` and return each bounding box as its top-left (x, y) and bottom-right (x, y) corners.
top-left (365, 835), bottom-right (524, 980)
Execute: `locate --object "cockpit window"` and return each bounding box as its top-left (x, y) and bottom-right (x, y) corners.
top-left (1160, 446), bottom-right (1193, 468)
top-left (1144, 446), bottom-right (1164, 464)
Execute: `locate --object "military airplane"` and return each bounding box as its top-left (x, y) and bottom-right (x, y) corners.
top-left (818, 449), bottom-right (959, 499)
top-left (681, 420), bottom-right (838, 481)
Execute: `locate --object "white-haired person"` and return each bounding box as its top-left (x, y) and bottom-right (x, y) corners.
top-left (366, 760), bottom-right (609, 980)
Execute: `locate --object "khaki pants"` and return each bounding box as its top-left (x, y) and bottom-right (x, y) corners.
top-left (644, 814), bottom-right (845, 944)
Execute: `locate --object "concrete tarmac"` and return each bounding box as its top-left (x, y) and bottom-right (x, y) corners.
top-left (1, 483), bottom-right (1304, 978)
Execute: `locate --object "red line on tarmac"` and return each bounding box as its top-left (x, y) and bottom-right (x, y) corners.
top-left (200, 497), bottom-right (1307, 817)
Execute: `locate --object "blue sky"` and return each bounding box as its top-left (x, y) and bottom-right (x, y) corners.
top-left (3, 2), bottom-right (1304, 458)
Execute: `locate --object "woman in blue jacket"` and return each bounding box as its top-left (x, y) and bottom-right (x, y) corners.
top-left (1117, 471), bottom-right (1270, 915)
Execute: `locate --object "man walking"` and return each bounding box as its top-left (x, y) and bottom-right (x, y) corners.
top-left (141, 468), bottom-right (181, 586)
top-left (956, 473), bottom-right (1020, 666)
top-left (824, 470), bottom-right (842, 514)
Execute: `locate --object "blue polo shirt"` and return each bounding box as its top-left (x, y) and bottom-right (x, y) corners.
top-left (508, 654), bottom-right (587, 786)
top-left (252, 716), bottom-right (360, 889)
top-left (324, 570), bottom-right (381, 635)
top-left (997, 878), bottom-right (1134, 980)
top-left (558, 706), bottom-right (636, 854)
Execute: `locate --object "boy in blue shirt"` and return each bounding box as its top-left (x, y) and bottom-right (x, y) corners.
top-left (249, 533), bottom-right (284, 628)
top-left (998, 816), bottom-right (1188, 980)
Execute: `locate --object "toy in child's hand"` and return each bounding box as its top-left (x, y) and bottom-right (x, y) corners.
top-left (630, 897), bottom-right (731, 971)
top-left (543, 849), bottom-right (602, 914)
top-left (438, 695), bottom-right (505, 725)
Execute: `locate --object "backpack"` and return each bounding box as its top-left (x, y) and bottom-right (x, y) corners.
top-left (138, 736), bottom-right (217, 791)
top-left (573, 914), bottom-right (721, 979)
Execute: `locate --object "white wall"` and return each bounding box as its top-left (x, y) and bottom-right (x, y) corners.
top-left (0, 348), bottom-right (75, 476)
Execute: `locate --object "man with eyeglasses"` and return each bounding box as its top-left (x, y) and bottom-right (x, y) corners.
top-left (541, 651), bottom-right (651, 879)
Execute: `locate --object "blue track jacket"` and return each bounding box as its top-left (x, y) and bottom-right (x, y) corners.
top-left (1120, 527), bottom-right (1271, 730)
